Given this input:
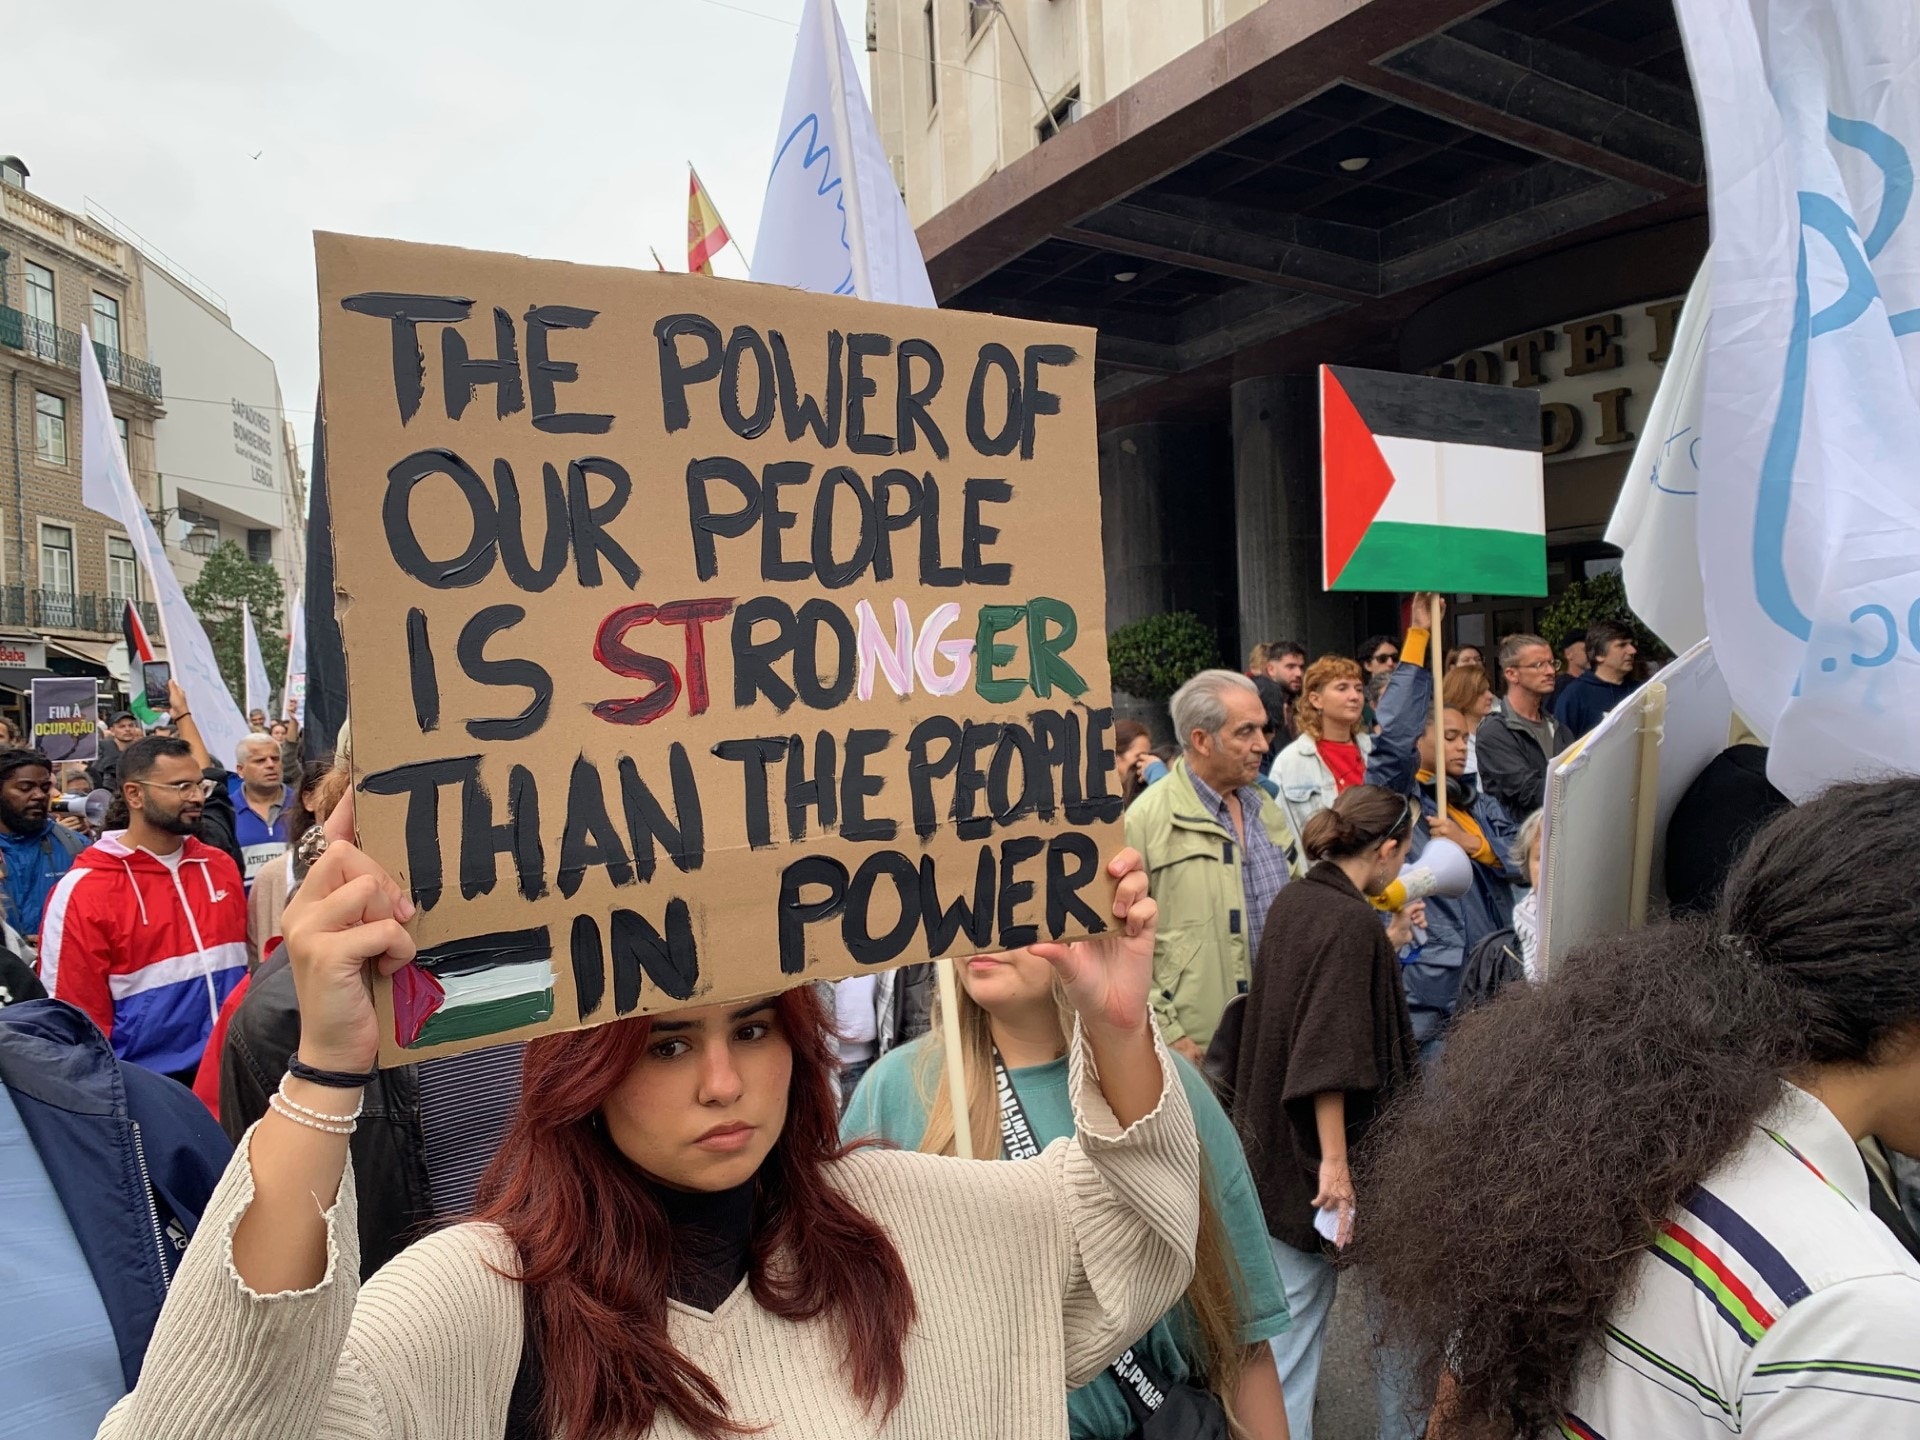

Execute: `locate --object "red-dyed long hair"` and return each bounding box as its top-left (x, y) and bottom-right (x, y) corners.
top-left (472, 985), bottom-right (915, 1440)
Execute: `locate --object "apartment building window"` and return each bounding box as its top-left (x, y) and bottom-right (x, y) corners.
top-left (967, 0), bottom-right (989, 39)
top-left (40, 523), bottom-right (75, 596)
top-left (35, 392), bottom-right (66, 466)
top-left (23, 261), bottom-right (53, 324)
top-left (115, 415), bottom-right (129, 459)
top-left (1038, 87), bottom-right (1083, 143)
top-left (247, 528), bottom-right (273, 565)
top-left (107, 535), bottom-right (138, 605)
top-left (924, 2), bottom-right (938, 108)
top-left (92, 292), bottom-right (121, 351)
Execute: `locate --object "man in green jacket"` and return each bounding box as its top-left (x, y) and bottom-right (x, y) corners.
top-left (1125, 669), bottom-right (1301, 1060)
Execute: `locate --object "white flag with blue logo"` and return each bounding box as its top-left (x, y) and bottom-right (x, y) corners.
top-left (1676, 0), bottom-right (1920, 799)
top-left (242, 599), bottom-right (271, 721)
top-left (1606, 258), bottom-right (1710, 654)
top-left (751, 0), bottom-right (935, 307)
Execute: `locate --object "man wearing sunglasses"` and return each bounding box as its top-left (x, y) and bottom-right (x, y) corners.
top-left (41, 736), bottom-right (247, 1087)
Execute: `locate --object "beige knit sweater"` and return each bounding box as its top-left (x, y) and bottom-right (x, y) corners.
top-left (98, 1030), bottom-right (1199, 1440)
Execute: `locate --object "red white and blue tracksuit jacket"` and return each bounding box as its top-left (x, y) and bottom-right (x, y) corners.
top-left (40, 833), bottom-right (248, 1076)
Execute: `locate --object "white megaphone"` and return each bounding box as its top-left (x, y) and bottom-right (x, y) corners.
top-left (1371, 836), bottom-right (1473, 913)
top-left (59, 789), bottom-right (113, 828)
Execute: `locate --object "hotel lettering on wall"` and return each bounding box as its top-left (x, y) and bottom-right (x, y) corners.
top-left (1427, 296), bottom-right (1685, 462)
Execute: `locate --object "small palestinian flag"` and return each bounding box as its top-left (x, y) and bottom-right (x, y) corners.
top-left (122, 601), bottom-right (161, 727)
top-left (1320, 365), bottom-right (1547, 596)
top-left (392, 927), bottom-right (556, 1050)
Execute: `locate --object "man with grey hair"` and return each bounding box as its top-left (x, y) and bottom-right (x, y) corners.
top-left (226, 732), bottom-right (292, 890)
top-left (1476, 632), bottom-right (1561, 823)
top-left (1123, 668), bottom-right (1300, 1059)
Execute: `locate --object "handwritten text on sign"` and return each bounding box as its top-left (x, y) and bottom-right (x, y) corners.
top-left (315, 235), bottom-right (1118, 1063)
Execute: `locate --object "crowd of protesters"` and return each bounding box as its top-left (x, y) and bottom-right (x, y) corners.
top-left (1, 598), bottom-right (1917, 1440)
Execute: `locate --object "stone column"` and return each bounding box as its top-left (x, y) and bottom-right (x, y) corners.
top-left (1231, 373), bottom-right (1372, 657)
top-left (1097, 420), bottom-right (1236, 639)
top-left (1096, 419), bottom-right (1236, 740)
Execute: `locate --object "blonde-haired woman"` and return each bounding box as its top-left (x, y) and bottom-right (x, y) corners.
top-left (1268, 655), bottom-right (1372, 846)
top-left (843, 949), bottom-right (1292, 1440)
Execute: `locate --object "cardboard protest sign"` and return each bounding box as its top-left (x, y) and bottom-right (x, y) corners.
top-left (1321, 365), bottom-right (1546, 595)
top-left (315, 233), bottom-right (1119, 1064)
top-left (31, 678), bottom-right (99, 763)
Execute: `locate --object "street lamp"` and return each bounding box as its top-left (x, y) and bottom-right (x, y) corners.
top-left (182, 526), bottom-right (219, 557)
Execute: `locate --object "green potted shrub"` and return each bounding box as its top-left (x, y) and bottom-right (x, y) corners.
top-left (1107, 611), bottom-right (1221, 739)
top-left (1539, 571), bottom-right (1670, 673)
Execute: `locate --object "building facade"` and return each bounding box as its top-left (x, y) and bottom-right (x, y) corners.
top-left (0, 159), bottom-right (308, 731)
top-left (135, 253), bottom-right (307, 603)
top-left (874, 0), bottom-right (1273, 227)
top-left (869, 0), bottom-right (1707, 670)
top-left (0, 157), bottom-right (166, 725)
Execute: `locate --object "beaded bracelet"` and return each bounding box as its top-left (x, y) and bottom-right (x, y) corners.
top-left (276, 1074), bottom-right (364, 1125)
top-left (268, 1093), bottom-right (356, 1136)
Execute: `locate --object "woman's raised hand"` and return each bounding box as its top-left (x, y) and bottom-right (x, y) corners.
top-left (1029, 847), bottom-right (1156, 1038)
top-left (277, 788), bottom-right (418, 1073)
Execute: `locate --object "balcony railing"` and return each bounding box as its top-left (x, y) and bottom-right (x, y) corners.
top-left (0, 309), bottom-right (163, 399)
top-left (0, 585), bottom-right (157, 635)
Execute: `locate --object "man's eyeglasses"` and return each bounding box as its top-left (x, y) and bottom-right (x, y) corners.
top-left (135, 778), bottom-right (216, 799)
top-left (1370, 650), bottom-right (1399, 666)
top-left (1511, 659), bottom-right (1557, 672)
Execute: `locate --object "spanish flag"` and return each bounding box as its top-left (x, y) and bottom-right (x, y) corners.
top-left (687, 166), bottom-right (731, 276)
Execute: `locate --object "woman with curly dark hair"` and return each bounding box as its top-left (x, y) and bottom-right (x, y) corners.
top-left (1354, 776), bottom-right (1920, 1439)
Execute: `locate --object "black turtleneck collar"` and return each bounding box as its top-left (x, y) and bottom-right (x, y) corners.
top-left (641, 1172), bottom-right (758, 1313)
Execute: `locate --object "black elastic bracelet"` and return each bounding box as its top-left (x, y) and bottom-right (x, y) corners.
top-left (287, 1054), bottom-right (378, 1089)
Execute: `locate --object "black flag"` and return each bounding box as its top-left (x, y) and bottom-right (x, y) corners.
top-left (302, 393), bottom-right (349, 760)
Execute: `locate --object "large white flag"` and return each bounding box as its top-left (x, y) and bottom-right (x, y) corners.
top-left (282, 586), bottom-right (306, 724)
top-left (751, 0), bottom-right (936, 307)
top-left (1605, 258), bottom-right (1710, 653)
top-left (241, 599), bottom-right (270, 721)
top-left (80, 328), bottom-right (250, 769)
top-left (1675, 0), bottom-right (1920, 799)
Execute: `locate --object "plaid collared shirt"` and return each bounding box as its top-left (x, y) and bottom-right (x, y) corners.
top-left (1186, 770), bottom-right (1290, 956)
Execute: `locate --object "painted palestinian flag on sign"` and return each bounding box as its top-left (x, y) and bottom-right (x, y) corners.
top-left (392, 927), bottom-right (556, 1050)
top-left (1321, 365), bottom-right (1546, 595)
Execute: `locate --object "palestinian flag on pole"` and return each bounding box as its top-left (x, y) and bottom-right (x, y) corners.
top-left (122, 601), bottom-right (161, 727)
top-left (1321, 365), bottom-right (1547, 595)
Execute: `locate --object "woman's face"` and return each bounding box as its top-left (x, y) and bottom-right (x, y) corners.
top-left (958, 947), bottom-right (1057, 1016)
top-left (1457, 647), bottom-right (1484, 670)
top-left (1117, 734), bottom-right (1151, 778)
top-left (1311, 677), bottom-right (1367, 729)
top-left (1527, 836), bottom-right (1543, 889)
top-left (1473, 689), bottom-right (1497, 719)
top-left (601, 997), bottom-right (793, 1192)
top-left (1444, 709), bottom-right (1471, 775)
top-left (1416, 708), bottom-right (1473, 776)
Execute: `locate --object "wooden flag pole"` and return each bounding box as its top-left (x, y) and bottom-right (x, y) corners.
top-left (934, 956), bottom-right (975, 1158)
top-left (1431, 594), bottom-right (1447, 816)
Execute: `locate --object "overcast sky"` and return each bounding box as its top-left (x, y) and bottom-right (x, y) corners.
top-left (11, 0), bottom-right (874, 458)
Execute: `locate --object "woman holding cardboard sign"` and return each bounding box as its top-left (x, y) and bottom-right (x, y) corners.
top-left (97, 794), bottom-right (1200, 1440)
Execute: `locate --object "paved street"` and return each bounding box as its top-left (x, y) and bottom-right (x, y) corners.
top-left (1313, 1275), bottom-right (1382, 1440)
